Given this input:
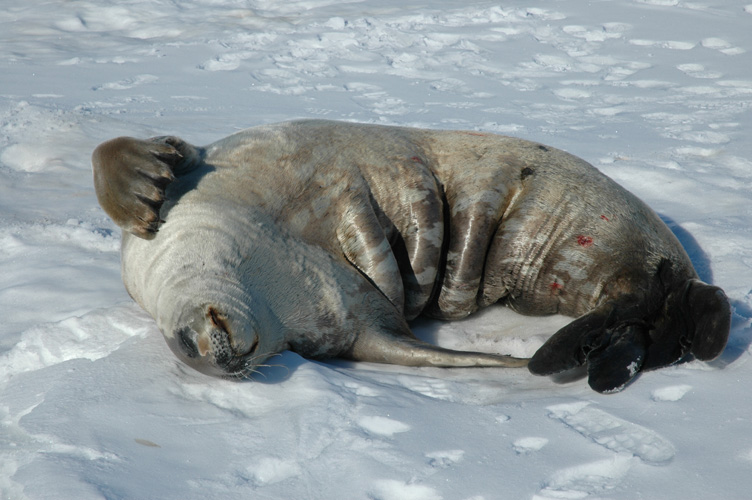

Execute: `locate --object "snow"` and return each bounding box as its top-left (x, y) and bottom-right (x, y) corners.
top-left (1, 0), bottom-right (750, 498)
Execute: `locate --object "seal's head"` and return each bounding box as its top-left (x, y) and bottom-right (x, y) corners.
top-left (156, 275), bottom-right (284, 379)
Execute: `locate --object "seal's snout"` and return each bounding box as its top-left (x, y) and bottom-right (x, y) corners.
top-left (166, 304), bottom-right (265, 378)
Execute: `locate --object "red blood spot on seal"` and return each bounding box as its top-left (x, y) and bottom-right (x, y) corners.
top-left (600, 215), bottom-right (610, 222)
top-left (550, 282), bottom-right (563, 293)
top-left (410, 156), bottom-right (423, 163)
top-left (465, 132), bottom-right (487, 137)
top-left (577, 235), bottom-right (594, 247)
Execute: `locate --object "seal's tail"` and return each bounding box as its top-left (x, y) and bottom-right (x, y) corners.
top-left (347, 325), bottom-right (528, 368)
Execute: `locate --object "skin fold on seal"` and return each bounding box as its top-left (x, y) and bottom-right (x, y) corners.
top-left (92, 119), bottom-right (731, 393)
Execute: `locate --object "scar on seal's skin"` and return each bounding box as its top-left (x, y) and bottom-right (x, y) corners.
top-left (576, 235), bottom-right (594, 247)
top-left (92, 119), bottom-right (731, 394)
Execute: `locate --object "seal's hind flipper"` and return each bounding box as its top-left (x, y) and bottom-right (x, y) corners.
top-left (529, 300), bottom-right (651, 393)
top-left (586, 322), bottom-right (648, 393)
top-left (530, 276), bottom-right (731, 393)
top-left (643, 279), bottom-right (731, 370)
top-left (527, 304), bottom-right (614, 376)
top-left (686, 281), bottom-right (731, 361)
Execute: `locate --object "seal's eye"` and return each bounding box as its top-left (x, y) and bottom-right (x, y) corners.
top-left (175, 327), bottom-right (199, 358)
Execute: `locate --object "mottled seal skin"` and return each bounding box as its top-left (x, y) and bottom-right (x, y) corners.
top-left (92, 120), bottom-right (730, 392)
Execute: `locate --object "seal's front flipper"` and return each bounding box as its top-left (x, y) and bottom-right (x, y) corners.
top-left (337, 193), bottom-right (406, 314)
top-left (348, 321), bottom-right (528, 368)
top-left (92, 136), bottom-right (196, 239)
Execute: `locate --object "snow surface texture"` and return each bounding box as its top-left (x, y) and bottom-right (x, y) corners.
top-left (1, 0), bottom-right (751, 498)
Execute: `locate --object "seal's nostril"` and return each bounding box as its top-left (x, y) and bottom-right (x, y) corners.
top-left (176, 327), bottom-right (199, 358)
top-left (207, 306), bottom-right (229, 334)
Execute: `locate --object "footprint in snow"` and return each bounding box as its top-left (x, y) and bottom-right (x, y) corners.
top-left (358, 416), bottom-right (411, 437)
top-left (536, 455), bottom-right (635, 499)
top-left (561, 23), bottom-right (629, 43)
top-left (628, 39), bottom-right (696, 50)
top-left (399, 377), bottom-right (454, 401)
top-left (92, 74), bottom-right (158, 91)
top-left (246, 457), bottom-right (302, 486)
top-left (701, 37), bottom-right (746, 56)
top-left (634, 0), bottom-right (679, 6)
top-left (368, 479), bottom-right (442, 500)
top-left (513, 437), bottom-right (548, 455)
top-left (335, 380), bottom-right (381, 398)
top-left (651, 384), bottom-right (692, 402)
top-left (547, 402), bottom-right (675, 464)
top-left (425, 449), bottom-right (464, 468)
top-left (677, 63), bottom-right (723, 79)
